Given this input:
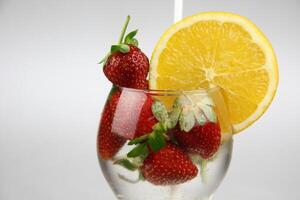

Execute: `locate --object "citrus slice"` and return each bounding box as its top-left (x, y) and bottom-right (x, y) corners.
top-left (149, 12), bottom-right (278, 133)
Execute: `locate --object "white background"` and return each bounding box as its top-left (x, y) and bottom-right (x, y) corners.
top-left (0, 0), bottom-right (299, 199)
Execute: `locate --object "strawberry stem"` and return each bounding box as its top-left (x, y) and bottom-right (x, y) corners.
top-left (99, 16), bottom-right (131, 65)
top-left (201, 159), bottom-right (208, 183)
top-left (118, 15), bottom-right (130, 44)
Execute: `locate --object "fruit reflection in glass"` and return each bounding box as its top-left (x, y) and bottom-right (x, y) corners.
top-left (97, 86), bottom-right (233, 200)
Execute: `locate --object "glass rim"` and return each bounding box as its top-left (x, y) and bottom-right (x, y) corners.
top-left (115, 85), bottom-right (222, 94)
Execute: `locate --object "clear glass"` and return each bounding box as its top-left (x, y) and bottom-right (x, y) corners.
top-left (97, 86), bottom-right (233, 200)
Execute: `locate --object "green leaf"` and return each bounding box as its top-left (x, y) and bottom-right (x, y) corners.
top-left (110, 45), bottom-right (119, 53)
top-left (114, 158), bottom-right (138, 171)
top-left (165, 96), bottom-right (186, 129)
top-left (200, 96), bottom-right (215, 106)
top-left (100, 16), bottom-right (131, 64)
top-left (128, 134), bottom-right (149, 145)
top-left (119, 44), bottom-right (130, 53)
top-left (162, 132), bottom-right (170, 140)
top-left (151, 100), bottom-right (169, 122)
top-left (152, 123), bottom-right (161, 131)
top-left (194, 96), bottom-right (216, 123)
top-left (152, 122), bottom-right (167, 133)
top-left (179, 109), bottom-right (195, 132)
top-left (193, 106), bottom-right (207, 126)
top-left (148, 131), bottom-right (166, 152)
top-left (127, 38), bottom-right (139, 46)
top-left (98, 52), bottom-right (110, 64)
top-left (139, 171), bottom-right (145, 181)
top-left (130, 156), bottom-right (145, 166)
top-left (176, 95), bottom-right (191, 107)
top-left (125, 29), bottom-right (138, 43)
top-left (127, 143), bottom-right (149, 158)
top-left (201, 104), bottom-right (217, 123)
top-left (124, 29), bottom-right (139, 46)
top-left (168, 107), bottom-right (181, 128)
top-left (111, 44), bottom-right (130, 54)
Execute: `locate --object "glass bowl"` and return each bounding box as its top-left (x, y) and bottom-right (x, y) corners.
top-left (97, 86), bottom-right (233, 200)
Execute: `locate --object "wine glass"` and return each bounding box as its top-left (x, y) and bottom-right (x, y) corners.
top-left (97, 86), bottom-right (233, 200)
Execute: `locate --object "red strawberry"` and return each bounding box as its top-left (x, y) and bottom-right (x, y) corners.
top-left (140, 143), bottom-right (198, 185)
top-left (135, 95), bottom-right (158, 138)
top-left (97, 89), bottom-right (126, 160)
top-left (101, 16), bottom-right (149, 89)
top-left (111, 91), bottom-right (157, 140)
top-left (139, 79), bottom-right (149, 89)
top-left (104, 45), bottom-right (149, 89)
top-left (173, 122), bottom-right (221, 160)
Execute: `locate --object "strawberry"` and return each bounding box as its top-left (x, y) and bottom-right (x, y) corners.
top-left (103, 45), bottom-right (149, 89)
top-left (173, 122), bottom-right (221, 160)
top-left (135, 95), bottom-right (158, 138)
top-left (101, 16), bottom-right (149, 89)
top-left (140, 143), bottom-right (198, 185)
top-left (110, 91), bottom-right (158, 140)
top-left (97, 88), bottom-right (126, 160)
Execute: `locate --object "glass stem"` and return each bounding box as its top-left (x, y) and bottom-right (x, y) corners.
top-left (169, 187), bottom-right (214, 200)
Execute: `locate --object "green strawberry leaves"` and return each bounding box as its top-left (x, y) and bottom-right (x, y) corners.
top-left (148, 130), bottom-right (166, 152)
top-left (151, 99), bottom-right (181, 130)
top-left (99, 15), bottom-right (139, 65)
top-left (127, 122), bottom-right (167, 154)
top-left (194, 96), bottom-right (216, 124)
top-left (151, 100), bottom-right (169, 123)
top-left (126, 106), bottom-right (169, 158)
top-left (179, 108), bottom-right (195, 132)
top-left (111, 44), bottom-right (130, 54)
top-left (127, 143), bottom-right (149, 158)
top-left (200, 104), bottom-right (217, 123)
top-left (128, 134), bottom-right (149, 145)
top-left (125, 30), bottom-right (139, 46)
top-left (193, 106), bottom-right (207, 126)
top-left (168, 99), bottom-right (182, 129)
top-left (99, 53), bottom-right (110, 64)
top-left (172, 94), bottom-right (217, 132)
top-left (114, 158), bottom-right (139, 171)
